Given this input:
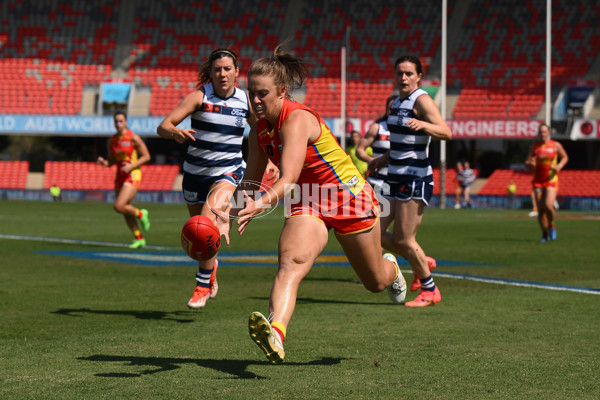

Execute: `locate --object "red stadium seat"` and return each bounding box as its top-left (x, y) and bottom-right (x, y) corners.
top-left (477, 169), bottom-right (600, 197)
top-left (0, 161), bottom-right (29, 189)
top-left (1, 0), bottom-right (597, 128)
top-left (43, 161), bottom-right (180, 191)
top-left (139, 165), bottom-right (180, 191)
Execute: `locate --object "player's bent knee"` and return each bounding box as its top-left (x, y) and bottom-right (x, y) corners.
top-left (277, 255), bottom-right (312, 277)
top-left (361, 278), bottom-right (387, 293)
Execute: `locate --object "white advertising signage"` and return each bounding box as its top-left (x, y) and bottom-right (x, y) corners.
top-left (0, 115), bottom-right (189, 136)
top-left (447, 120), bottom-right (541, 139)
top-left (570, 119), bottom-right (600, 140)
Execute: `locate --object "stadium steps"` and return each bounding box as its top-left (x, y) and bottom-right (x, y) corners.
top-left (128, 86), bottom-right (151, 116)
top-left (26, 172), bottom-right (44, 190)
top-left (80, 88), bottom-right (97, 116)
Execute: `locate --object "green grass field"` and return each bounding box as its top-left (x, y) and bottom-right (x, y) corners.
top-left (1, 200), bottom-right (599, 399)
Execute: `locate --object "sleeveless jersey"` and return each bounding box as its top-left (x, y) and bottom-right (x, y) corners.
top-left (184, 83), bottom-right (249, 177)
top-left (532, 140), bottom-right (559, 184)
top-left (255, 99), bottom-right (365, 197)
top-left (386, 88), bottom-right (432, 184)
top-left (109, 129), bottom-right (140, 183)
top-left (371, 120), bottom-right (390, 178)
top-left (457, 167), bottom-right (476, 187)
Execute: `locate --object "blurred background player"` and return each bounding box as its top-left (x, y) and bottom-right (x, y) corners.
top-left (528, 189), bottom-right (539, 217)
top-left (345, 130), bottom-right (371, 177)
top-left (157, 48), bottom-right (278, 309)
top-left (97, 111), bottom-right (151, 249)
top-left (455, 160), bottom-right (476, 209)
top-left (357, 95), bottom-right (395, 195)
top-left (223, 42), bottom-right (406, 364)
top-left (507, 180), bottom-right (517, 209)
top-left (525, 123), bottom-right (568, 242)
top-left (49, 183), bottom-right (61, 202)
top-left (373, 55), bottom-right (452, 307)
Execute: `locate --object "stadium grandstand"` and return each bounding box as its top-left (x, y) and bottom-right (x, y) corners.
top-left (0, 0), bottom-right (599, 209)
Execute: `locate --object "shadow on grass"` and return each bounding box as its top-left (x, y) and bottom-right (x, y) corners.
top-left (78, 354), bottom-right (346, 379)
top-left (52, 308), bottom-right (195, 323)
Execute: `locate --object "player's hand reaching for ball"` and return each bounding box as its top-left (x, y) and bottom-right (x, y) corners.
top-left (237, 190), bottom-right (262, 235)
top-left (210, 206), bottom-right (232, 246)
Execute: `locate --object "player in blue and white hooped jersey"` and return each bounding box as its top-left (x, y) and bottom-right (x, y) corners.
top-left (158, 48), bottom-right (278, 309)
top-left (373, 55), bottom-right (452, 307)
top-left (386, 87), bottom-right (434, 198)
top-left (356, 95), bottom-right (395, 198)
top-left (182, 80), bottom-right (249, 201)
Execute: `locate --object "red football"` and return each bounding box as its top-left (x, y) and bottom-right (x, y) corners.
top-left (181, 215), bottom-right (221, 261)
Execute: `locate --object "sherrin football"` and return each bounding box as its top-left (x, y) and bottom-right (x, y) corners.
top-left (181, 215), bottom-right (221, 261)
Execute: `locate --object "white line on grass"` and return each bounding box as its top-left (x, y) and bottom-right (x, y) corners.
top-left (2, 234), bottom-right (598, 295)
top-left (0, 234), bottom-right (174, 250)
top-left (425, 270), bottom-right (600, 296)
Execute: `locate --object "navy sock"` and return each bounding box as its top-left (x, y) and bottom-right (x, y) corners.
top-left (420, 276), bottom-right (436, 292)
top-left (195, 267), bottom-right (213, 288)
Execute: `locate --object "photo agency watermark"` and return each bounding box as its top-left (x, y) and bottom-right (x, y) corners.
top-left (208, 181), bottom-right (392, 220)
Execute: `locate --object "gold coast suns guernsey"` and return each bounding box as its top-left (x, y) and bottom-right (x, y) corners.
top-left (532, 139), bottom-right (558, 185)
top-left (110, 129), bottom-right (140, 183)
top-left (255, 99), bottom-right (365, 197)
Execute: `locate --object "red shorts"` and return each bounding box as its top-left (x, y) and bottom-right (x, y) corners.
top-left (286, 183), bottom-right (380, 235)
top-left (115, 169), bottom-right (142, 190)
top-left (533, 180), bottom-right (558, 189)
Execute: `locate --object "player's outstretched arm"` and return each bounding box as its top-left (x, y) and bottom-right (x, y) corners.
top-left (356, 123), bottom-right (378, 163)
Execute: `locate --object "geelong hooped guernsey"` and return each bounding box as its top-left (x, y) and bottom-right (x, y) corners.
top-left (371, 120), bottom-right (390, 178)
top-left (458, 168), bottom-right (476, 186)
top-left (387, 88), bottom-right (432, 183)
top-left (183, 83), bottom-right (249, 177)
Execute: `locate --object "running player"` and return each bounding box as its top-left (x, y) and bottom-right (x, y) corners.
top-left (357, 95), bottom-right (437, 292)
top-left (157, 48), bottom-right (278, 309)
top-left (525, 123), bottom-right (568, 242)
top-left (97, 111), bottom-right (151, 249)
top-left (371, 55), bottom-right (452, 307)
top-left (215, 42), bottom-right (407, 364)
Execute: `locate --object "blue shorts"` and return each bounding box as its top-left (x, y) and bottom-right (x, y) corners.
top-left (182, 166), bottom-right (245, 204)
top-left (367, 174), bottom-right (393, 199)
top-left (389, 177), bottom-right (433, 205)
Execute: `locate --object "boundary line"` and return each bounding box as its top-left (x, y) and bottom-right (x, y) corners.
top-left (429, 270), bottom-right (600, 295)
top-left (0, 234), bottom-right (174, 250)
top-left (3, 234), bottom-right (599, 295)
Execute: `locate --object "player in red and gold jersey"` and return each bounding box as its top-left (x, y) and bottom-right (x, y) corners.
top-left (97, 111), bottom-right (151, 248)
top-left (254, 98), bottom-right (374, 231)
top-left (525, 123), bottom-right (568, 242)
top-left (213, 42), bottom-right (407, 364)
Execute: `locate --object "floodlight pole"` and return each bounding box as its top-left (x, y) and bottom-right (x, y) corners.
top-left (545, 0), bottom-right (551, 125)
top-left (340, 26), bottom-right (350, 148)
top-left (439, 0), bottom-right (448, 209)
top-left (341, 46), bottom-right (346, 149)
